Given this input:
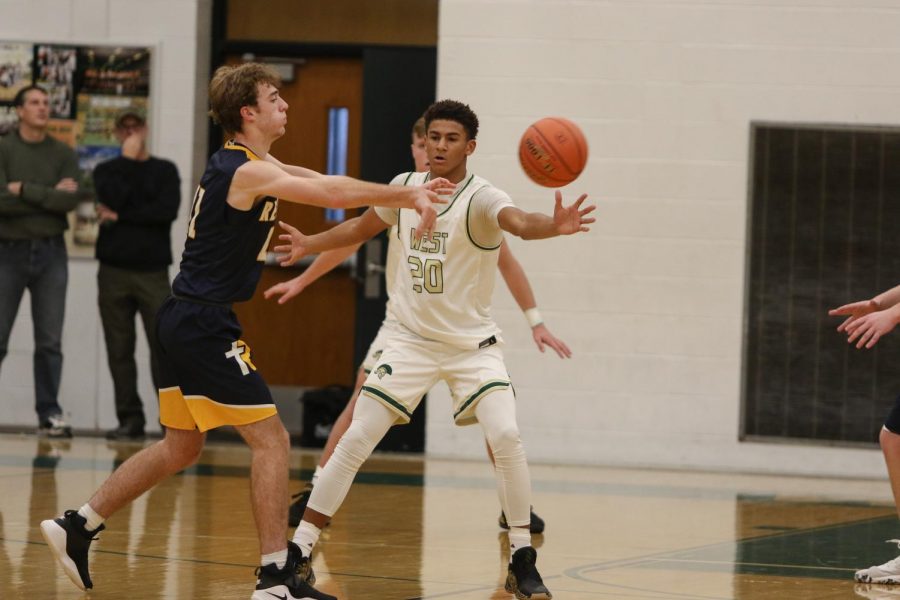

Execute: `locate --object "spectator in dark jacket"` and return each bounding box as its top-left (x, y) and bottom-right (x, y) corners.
top-left (93, 110), bottom-right (180, 439)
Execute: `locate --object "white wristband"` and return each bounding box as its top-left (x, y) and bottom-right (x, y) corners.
top-left (524, 307), bottom-right (543, 328)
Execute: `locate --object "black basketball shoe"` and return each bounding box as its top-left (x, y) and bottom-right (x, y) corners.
top-left (288, 483), bottom-right (314, 527)
top-left (499, 506), bottom-right (546, 534)
top-left (40, 509), bottom-right (105, 590)
top-left (505, 546), bottom-right (552, 599)
top-left (252, 541), bottom-right (336, 600)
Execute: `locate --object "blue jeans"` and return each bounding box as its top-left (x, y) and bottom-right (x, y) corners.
top-left (0, 235), bottom-right (68, 422)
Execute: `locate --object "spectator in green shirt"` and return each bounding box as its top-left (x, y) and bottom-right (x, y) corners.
top-left (0, 85), bottom-right (83, 437)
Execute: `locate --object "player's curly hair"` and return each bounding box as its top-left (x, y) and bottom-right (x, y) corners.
top-left (208, 63), bottom-right (281, 135)
top-left (423, 99), bottom-right (479, 140)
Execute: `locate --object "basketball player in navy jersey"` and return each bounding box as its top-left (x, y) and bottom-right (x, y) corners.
top-left (39, 63), bottom-right (451, 600)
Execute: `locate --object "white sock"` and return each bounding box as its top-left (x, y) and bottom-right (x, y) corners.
top-left (261, 548), bottom-right (288, 569)
top-left (292, 521), bottom-right (322, 558)
top-left (508, 527), bottom-right (531, 561)
top-left (311, 465), bottom-right (324, 486)
top-left (78, 504), bottom-right (105, 532)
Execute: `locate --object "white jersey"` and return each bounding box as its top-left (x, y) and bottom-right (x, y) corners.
top-left (375, 171), bottom-right (514, 349)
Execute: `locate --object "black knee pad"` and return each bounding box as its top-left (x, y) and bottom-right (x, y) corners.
top-left (884, 396), bottom-right (900, 434)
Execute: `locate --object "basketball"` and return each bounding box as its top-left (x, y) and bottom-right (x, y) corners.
top-left (518, 117), bottom-right (589, 187)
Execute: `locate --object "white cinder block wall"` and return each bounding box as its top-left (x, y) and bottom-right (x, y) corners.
top-left (0, 0), bottom-right (210, 434)
top-left (0, 0), bottom-right (894, 478)
top-left (425, 0), bottom-right (899, 477)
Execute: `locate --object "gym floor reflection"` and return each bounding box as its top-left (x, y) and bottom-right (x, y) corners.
top-left (0, 433), bottom-right (897, 599)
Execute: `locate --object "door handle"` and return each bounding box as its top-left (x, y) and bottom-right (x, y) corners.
top-left (363, 238), bottom-right (384, 299)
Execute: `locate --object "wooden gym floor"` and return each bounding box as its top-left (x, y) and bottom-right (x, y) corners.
top-left (0, 432), bottom-right (898, 599)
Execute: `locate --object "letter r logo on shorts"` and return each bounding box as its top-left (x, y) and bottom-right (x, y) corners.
top-left (225, 340), bottom-right (257, 375)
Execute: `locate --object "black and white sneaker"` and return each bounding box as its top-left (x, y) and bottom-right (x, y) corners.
top-left (289, 484), bottom-right (314, 527)
top-left (499, 506), bottom-right (546, 534)
top-left (40, 509), bottom-right (105, 590)
top-left (251, 541), bottom-right (336, 600)
top-left (505, 546), bottom-right (552, 599)
top-left (38, 414), bottom-right (73, 438)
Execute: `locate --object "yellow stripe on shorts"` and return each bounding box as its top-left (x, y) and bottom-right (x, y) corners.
top-left (184, 395), bottom-right (277, 432)
top-left (159, 386), bottom-right (196, 430)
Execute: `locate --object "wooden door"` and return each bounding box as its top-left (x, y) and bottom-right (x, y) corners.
top-left (232, 57), bottom-right (363, 386)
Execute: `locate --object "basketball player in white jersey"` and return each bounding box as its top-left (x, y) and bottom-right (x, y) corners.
top-left (267, 117), bottom-right (569, 533)
top-left (268, 99), bottom-right (595, 599)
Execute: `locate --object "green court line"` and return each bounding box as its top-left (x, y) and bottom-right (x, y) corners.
top-left (565, 514), bottom-right (899, 583)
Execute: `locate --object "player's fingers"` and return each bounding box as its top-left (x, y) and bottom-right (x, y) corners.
top-left (279, 288), bottom-right (299, 305)
top-left (555, 190), bottom-right (563, 208)
top-left (847, 324), bottom-right (866, 344)
top-left (581, 217), bottom-right (597, 224)
top-left (866, 332), bottom-right (882, 349)
top-left (857, 328), bottom-right (874, 349)
top-left (844, 317), bottom-right (864, 333)
top-left (278, 220), bottom-right (299, 234)
top-left (263, 283), bottom-right (285, 299)
top-left (580, 204), bottom-right (597, 215)
top-left (546, 339), bottom-right (567, 358)
top-left (836, 316), bottom-right (855, 332)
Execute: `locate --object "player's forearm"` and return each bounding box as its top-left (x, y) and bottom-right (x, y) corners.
top-left (875, 285), bottom-right (900, 309)
top-left (301, 244), bottom-right (362, 285)
top-left (325, 177), bottom-right (419, 210)
top-left (503, 211), bottom-right (559, 240)
top-left (305, 219), bottom-right (372, 254)
top-left (498, 246), bottom-right (537, 311)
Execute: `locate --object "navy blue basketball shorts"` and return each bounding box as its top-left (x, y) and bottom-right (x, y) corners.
top-left (155, 296), bottom-right (276, 432)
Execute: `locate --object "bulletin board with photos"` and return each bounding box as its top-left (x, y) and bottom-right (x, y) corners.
top-left (0, 41), bottom-right (152, 258)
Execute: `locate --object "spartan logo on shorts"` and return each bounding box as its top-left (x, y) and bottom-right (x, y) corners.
top-left (225, 340), bottom-right (257, 376)
top-left (374, 363), bottom-right (393, 380)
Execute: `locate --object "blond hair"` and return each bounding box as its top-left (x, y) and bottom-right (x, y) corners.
top-left (208, 63), bottom-right (281, 134)
top-left (412, 116), bottom-right (426, 139)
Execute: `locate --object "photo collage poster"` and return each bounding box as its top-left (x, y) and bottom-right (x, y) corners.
top-left (0, 42), bottom-right (152, 256)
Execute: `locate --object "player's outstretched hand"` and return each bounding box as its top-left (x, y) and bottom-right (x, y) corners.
top-left (843, 306), bottom-right (900, 349)
top-left (828, 299), bottom-right (879, 333)
top-left (263, 275), bottom-right (306, 305)
top-left (273, 220), bottom-right (311, 266)
top-left (532, 323), bottom-right (572, 358)
top-left (423, 177), bottom-right (456, 195)
top-left (413, 189), bottom-right (441, 240)
top-left (553, 191), bottom-right (596, 235)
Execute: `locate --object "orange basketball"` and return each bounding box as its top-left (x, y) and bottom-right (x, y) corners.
top-left (518, 117), bottom-right (588, 187)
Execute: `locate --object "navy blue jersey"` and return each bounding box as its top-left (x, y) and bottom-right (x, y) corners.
top-left (172, 141), bottom-right (279, 303)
